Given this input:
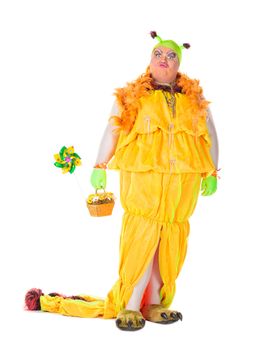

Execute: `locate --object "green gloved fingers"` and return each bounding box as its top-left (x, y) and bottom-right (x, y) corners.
top-left (201, 175), bottom-right (217, 196)
top-left (90, 168), bottom-right (107, 190)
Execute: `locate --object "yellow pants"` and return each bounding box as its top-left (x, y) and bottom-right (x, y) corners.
top-left (40, 170), bottom-right (202, 319)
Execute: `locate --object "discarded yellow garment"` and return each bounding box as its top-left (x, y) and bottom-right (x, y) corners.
top-left (39, 89), bottom-right (215, 319)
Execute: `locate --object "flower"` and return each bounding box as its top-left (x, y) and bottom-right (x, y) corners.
top-left (87, 192), bottom-right (115, 205)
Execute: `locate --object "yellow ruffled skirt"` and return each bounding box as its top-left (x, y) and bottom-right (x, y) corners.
top-left (40, 170), bottom-right (202, 319)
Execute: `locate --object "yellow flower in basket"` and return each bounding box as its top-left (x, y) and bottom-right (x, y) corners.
top-left (87, 188), bottom-right (116, 217)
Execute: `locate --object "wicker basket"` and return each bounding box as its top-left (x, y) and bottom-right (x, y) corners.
top-left (87, 188), bottom-right (115, 217)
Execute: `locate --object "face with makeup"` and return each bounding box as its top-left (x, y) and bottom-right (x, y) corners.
top-left (149, 46), bottom-right (180, 84)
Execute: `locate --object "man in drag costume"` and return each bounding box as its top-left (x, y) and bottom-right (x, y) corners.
top-left (25, 31), bottom-right (220, 331)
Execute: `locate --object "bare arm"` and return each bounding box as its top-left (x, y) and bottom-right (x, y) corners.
top-left (94, 100), bottom-right (121, 166)
top-left (206, 107), bottom-right (219, 169)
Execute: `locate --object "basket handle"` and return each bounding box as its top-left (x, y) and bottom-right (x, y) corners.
top-left (95, 187), bottom-right (106, 194)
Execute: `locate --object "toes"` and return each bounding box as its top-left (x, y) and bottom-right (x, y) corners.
top-left (160, 312), bottom-right (168, 320)
top-left (177, 312), bottom-right (183, 321)
top-left (170, 311), bottom-right (178, 319)
top-left (115, 318), bottom-right (122, 327)
top-left (141, 305), bottom-right (182, 324)
top-left (116, 312), bottom-right (145, 331)
top-left (170, 311), bottom-right (182, 321)
top-left (134, 316), bottom-right (146, 329)
top-left (139, 318), bottom-right (145, 327)
top-left (127, 320), bottom-right (133, 329)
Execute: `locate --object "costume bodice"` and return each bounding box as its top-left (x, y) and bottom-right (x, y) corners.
top-left (107, 90), bottom-right (215, 176)
top-left (133, 90), bottom-right (210, 140)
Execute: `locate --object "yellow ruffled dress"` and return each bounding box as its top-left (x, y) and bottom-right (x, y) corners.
top-left (38, 89), bottom-right (216, 319)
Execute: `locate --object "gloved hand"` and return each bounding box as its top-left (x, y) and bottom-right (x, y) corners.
top-left (90, 168), bottom-right (106, 190)
top-left (201, 175), bottom-right (217, 196)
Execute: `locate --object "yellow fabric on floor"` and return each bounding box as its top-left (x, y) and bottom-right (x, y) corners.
top-left (40, 170), bottom-right (202, 319)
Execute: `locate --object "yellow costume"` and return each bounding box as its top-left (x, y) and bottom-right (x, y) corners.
top-left (36, 75), bottom-right (216, 319)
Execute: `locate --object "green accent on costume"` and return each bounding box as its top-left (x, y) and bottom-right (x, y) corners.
top-left (152, 33), bottom-right (186, 64)
top-left (90, 168), bottom-right (106, 190)
top-left (201, 176), bottom-right (217, 196)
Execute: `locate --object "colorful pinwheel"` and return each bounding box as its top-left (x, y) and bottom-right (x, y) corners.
top-left (54, 146), bottom-right (81, 174)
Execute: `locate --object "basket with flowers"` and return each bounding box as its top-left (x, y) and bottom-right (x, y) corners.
top-left (86, 188), bottom-right (116, 217)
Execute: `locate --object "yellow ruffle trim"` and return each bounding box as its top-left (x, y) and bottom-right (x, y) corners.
top-left (107, 128), bottom-right (215, 175)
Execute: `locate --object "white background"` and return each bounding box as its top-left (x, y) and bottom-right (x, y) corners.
top-left (1, 0), bottom-right (264, 349)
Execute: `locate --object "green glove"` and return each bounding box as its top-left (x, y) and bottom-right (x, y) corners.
top-left (90, 168), bottom-right (106, 190)
top-left (201, 175), bottom-right (217, 196)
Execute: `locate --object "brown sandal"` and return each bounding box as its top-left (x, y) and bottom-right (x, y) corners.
top-left (115, 309), bottom-right (146, 331)
top-left (141, 304), bottom-right (183, 324)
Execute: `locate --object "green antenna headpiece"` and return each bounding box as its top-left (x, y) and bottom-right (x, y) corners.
top-left (150, 31), bottom-right (190, 64)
